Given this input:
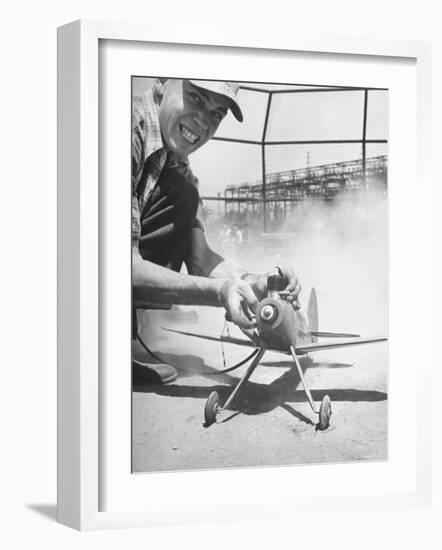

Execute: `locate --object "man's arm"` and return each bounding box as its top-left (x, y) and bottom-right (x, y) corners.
top-left (133, 246), bottom-right (225, 307)
top-left (133, 246), bottom-right (258, 328)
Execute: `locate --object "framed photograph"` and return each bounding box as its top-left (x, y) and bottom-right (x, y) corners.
top-left (57, 19), bottom-right (432, 530)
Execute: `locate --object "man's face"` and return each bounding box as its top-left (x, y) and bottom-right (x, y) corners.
top-left (158, 80), bottom-right (229, 157)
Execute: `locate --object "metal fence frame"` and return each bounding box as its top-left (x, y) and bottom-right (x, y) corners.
top-left (206, 85), bottom-right (388, 231)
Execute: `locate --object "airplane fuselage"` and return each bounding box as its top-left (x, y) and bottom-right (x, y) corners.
top-left (255, 296), bottom-right (313, 351)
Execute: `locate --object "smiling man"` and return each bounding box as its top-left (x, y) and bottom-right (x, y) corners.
top-left (157, 80), bottom-right (234, 155)
top-left (132, 78), bottom-right (300, 383)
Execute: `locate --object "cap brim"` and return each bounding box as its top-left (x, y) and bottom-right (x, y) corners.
top-left (227, 101), bottom-right (243, 123)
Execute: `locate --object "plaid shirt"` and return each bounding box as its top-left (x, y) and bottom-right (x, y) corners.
top-left (132, 80), bottom-right (201, 243)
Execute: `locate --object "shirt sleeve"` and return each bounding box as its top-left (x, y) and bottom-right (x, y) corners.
top-left (132, 195), bottom-right (141, 244)
top-left (132, 95), bottom-right (146, 191)
top-left (132, 95), bottom-right (146, 245)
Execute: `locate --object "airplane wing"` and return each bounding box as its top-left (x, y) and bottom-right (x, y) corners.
top-left (311, 331), bottom-right (360, 338)
top-left (295, 336), bottom-right (387, 354)
top-left (163, 328), bottom-right (387, 355)
top-left (162, 327), bottom-right (258, 349)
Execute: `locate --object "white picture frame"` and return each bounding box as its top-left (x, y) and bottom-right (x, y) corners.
top-left (57, 19), bottom-right (432, 530)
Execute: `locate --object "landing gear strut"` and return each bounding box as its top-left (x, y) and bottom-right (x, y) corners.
top-left (203, 348), bottom-right (266, 425)
top-left (290, 345), bottom-right (332, 430)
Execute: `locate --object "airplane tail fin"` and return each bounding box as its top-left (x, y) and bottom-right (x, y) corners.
top-left (307, 288), bottom-right (318, 342)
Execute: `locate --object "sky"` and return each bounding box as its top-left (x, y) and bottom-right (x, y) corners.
top-left (132, 77), bottom-right (388, 196)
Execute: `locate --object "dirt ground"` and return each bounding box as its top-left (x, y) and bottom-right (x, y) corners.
top-left (132, 198), bottom-right (388, 473)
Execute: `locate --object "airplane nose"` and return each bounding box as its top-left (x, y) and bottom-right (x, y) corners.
top-left (260, 304), bottom-right (278, 323)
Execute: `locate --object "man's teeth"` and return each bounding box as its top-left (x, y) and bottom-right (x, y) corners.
top-left (180, 125), bottom-right (199, 144)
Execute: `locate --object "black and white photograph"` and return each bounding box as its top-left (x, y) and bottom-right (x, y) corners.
top-left (131, 76), bottom-right (388, 473)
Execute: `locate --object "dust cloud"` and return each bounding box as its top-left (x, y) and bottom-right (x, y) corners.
top-left (205, 188), bottom-right (388, 336)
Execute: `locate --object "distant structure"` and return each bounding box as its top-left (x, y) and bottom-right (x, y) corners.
top-left (219, 155), bottom-right (387, 224)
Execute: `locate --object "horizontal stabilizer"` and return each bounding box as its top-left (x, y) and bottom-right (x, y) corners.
top-left (311, 331), bottom-right (360, 338)
top-left (163, 327), bottom-right (257, 349)
top-left (296, 336), bottom-right (387, 355)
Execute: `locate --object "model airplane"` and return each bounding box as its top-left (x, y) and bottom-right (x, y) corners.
top-left (163, 268), bottom-right (387, 430)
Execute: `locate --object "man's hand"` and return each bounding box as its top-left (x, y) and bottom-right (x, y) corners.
top-left (244, 266), bottom-right (302, 309)
top-left (219, 280), bottom-right (259, 329)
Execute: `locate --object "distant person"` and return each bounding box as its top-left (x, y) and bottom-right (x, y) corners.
top-left (242, 225), bottom-right (250, 243)
top-left (231, 224), bottom-right (243, 245)
top-left (219, 224), bottom-right (232, 249)
top-left (132, 78), bottom-right (301, 383)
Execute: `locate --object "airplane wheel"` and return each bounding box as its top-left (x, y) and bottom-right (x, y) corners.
top-left (318, 395), bottom-right (332, 431)
top-left (204, 391), bottom-right (220, 426)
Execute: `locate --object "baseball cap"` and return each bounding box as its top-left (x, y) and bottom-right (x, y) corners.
top-left (189, 80), bottom-right (243, 122)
